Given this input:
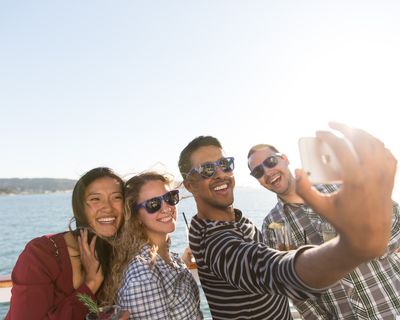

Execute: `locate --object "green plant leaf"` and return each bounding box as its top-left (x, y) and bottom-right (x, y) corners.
top-left (77, 293), bottom-right (100, 314)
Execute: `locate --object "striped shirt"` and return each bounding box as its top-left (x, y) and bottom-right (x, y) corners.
top-left (117, 244), bottom-right (203, 319)
top-left (262, 184), bottom-right (400, 320)
top-left (189, 209), bottom-right (326, 320)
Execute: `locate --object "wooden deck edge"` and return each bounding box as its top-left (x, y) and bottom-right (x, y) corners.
top-left (0, 275), bottom-right (12, 288)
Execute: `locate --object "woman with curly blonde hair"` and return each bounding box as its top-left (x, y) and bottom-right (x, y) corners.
top-left (101, 172), bottom-right (202, 319)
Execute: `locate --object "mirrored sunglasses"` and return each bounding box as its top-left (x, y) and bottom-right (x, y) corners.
top-left (188, 157), bottom-right (235, 179)
top-left (135, 190), bottom-right (180, 214)
top-left (250, 154), bottom-right (283, 179)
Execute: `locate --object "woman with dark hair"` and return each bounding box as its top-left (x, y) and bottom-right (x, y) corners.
top-left (6, 167), bottom-right (126, 320)
top-left (102, 172), bottom-right (202, 319)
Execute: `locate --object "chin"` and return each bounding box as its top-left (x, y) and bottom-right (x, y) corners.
top-left (99, 232), bottom-right (115, 238)
top-left (215, 200), bottom-right (233, 210)
top-left (96, 227), bottom-right (118, 238)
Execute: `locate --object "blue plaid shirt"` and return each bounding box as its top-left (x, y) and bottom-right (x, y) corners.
top-left (117, 244), bottom-right (203, 319)
top-left (262, 184), bottom-right (400, 320)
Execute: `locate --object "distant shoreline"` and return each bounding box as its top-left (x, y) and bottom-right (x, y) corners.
top-left (0, 178), bottom-right (76, 196)
top-left (0, 190), bottom-right (73, 196)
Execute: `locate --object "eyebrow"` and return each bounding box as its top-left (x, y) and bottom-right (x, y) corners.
top-left (198, 156), bottom-right (225, 165)
top-left (87, 191), bottom-right (122, 196)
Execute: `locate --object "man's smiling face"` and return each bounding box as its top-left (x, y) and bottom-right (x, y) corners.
top-left (184, 145), bottom-right (235, 216)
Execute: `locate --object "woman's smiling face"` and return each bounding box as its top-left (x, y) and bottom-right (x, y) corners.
top-left (136, 179), bottom-right (177, 242)
top-left (84, 176), bottom-right (123, 237)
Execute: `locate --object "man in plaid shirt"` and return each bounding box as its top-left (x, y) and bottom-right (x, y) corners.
top-left (247, 143), bottom-right (400, 319)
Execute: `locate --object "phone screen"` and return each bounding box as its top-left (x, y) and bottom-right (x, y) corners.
top-left (298, 137), bottom-right (342, 183)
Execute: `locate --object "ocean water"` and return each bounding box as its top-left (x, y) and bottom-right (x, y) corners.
top-left (0, 187), bottom-right (276, 319)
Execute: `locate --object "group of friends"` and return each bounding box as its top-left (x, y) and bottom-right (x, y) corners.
top-left (5, 122), bottom-right (400, 319)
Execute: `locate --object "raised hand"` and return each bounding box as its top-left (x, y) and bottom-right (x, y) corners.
top-left (181, 247), bottom-right (197, 268)
top-left (296, 122), bottom-right (397, 260)
top-left (78, 228), bottom-right (104, 294)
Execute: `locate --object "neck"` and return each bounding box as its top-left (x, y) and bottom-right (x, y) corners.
top-left (148, 233), bottom-right (171, 262)
top-left (280, 192), bottom-right (304, 204)
top-left (157, 243), bottom-right (170, 262)
top-left (278, 177), bottom-right (304, 204)
top-left (64, 231), bottom-right (79, 251)
top-left (197, 204), bottom-right (235, 221)
top-left (148, 232), bottom-right (169, 248)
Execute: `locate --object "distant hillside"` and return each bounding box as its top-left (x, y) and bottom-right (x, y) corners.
top-left (0, 178), bottom-right (77, 195)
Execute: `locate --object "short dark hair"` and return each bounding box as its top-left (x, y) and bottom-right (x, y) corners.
top-left (247, 144), bottom-right (280, 169)
top-left (178, 136), bottom-right (222, 179)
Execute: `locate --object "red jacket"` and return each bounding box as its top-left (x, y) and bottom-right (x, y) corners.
top-left (5, 233), bottom-right (95, 320)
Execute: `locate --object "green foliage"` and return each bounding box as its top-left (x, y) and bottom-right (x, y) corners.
top-left (77, 293), bottom-right (100, 314)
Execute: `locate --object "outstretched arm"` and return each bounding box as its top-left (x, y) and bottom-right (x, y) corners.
top-left (294, 122), bottom-right (397, 288)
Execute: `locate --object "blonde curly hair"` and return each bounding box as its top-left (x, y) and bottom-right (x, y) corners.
top-left (99, 171), bottom-right (173, 305)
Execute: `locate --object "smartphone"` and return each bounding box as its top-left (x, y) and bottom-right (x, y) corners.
top-left (298, 137), bottom-right (342, 183)
top-left (73, 227), bottom-right (96, 245)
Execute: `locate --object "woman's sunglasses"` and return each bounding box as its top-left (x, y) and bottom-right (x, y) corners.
top-left (135, 190), bottom-right (180, 214)
top-left (250, 154), bottom-right (283, 179)
top-left (187, 157), bottom-right (235, 179)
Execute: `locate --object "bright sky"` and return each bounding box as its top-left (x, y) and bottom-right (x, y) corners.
top-left (1, 1), bottom-right (399, 198)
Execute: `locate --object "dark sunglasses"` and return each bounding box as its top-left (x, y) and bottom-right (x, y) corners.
top-left (135, 190), bottom-right (180, 214)
top-left (250, 154), bottom-right (283, 179)
top-left (187, 157), bottom-right (235, 179)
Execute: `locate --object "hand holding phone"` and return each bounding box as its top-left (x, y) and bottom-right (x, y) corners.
top-left (298, 137), bottom-right (342, 184)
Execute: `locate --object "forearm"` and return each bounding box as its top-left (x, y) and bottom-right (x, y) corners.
top-left (292, 123), bottom-right (397, 288)
top-left (206, 234), bottom-right (325, 299)
top-left (295, 237), bottom-right (365, 288)
top-left (85, 278), bottom-right (102, 294)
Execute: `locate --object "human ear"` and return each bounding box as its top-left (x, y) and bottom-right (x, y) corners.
top-left (183, 179), bottom-right (194, 193)
top-left (282, 154), bottom-right (290, 165)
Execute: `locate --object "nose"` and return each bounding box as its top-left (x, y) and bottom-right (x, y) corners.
top-left (213, 165), bottom-right (227, 178)
top-left (101, 198), bottom-right (113, 212)
top-left (160, 200), bottom-right (173, 213)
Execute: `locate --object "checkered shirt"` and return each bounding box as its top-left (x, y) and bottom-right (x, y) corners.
top-left (117, 244), bottom-right (203, 319)
top-left (262, 184), bottom-right (400, 319)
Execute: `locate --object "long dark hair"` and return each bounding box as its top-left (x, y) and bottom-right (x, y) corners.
top-left (69, 167), bottom-right (124, 278)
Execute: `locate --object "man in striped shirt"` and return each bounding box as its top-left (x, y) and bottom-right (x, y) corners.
top-left (178, 123), bottom-right (397, 320)
top-left (247, 143), bottom-right (400, 319)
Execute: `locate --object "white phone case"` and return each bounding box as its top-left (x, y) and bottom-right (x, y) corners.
top-left (298, 137), bottom-right (341, 183)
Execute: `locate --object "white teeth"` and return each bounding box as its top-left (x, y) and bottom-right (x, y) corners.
top-left (214, 184), bottom-right (228, 191)
top-left (97, 217), bottom-right (116, 223)
top-left (159, 216), bottom-right (173, 222)
top-left (269, 174), bottom-right (280, 184)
